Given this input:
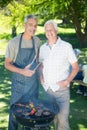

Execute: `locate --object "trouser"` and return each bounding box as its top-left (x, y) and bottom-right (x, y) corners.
top-left (47, 88), bottom-right (70, 130)
top-left (8, 105), bottom-right (31, 130)
top-left (8, 105), bottom-right (18, 130)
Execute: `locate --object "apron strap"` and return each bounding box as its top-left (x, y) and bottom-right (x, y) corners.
top-left (32, 37), bottom-right (36, 55)
top-left (18, 33), bottom-right (36, 56)
top-left (19, 33), bottom-right (23, 51)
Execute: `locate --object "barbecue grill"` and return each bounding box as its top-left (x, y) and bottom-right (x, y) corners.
top-left (13, 98), bottom-right (59, 130)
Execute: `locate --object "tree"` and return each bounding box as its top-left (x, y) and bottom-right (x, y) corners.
top-left (1, 0), bottom-right (87, 47)
top-left (1, 0), bottom-right (32, 37)
top-left (0, 0), bottom-right (12, 8)
top-left (29, 0), bottom-right (87, 48)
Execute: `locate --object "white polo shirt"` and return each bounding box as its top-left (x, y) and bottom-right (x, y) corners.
top-left (39, 37), bottom-right (77, 92)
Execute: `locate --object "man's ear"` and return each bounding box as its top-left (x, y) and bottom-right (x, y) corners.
top-left (24, 23), bottom-right (26, 28)
top-left (56, 30), bottom-right (58, 34)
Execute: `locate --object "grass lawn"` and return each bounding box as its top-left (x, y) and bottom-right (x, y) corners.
top-left (0, 52), bottom-right (87, 130)
top-left (0, 20), bottom-right (87, 129)
top-left (70, 85), bottom-right (87, 130)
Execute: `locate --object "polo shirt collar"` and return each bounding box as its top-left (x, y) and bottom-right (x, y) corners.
top-left (46, 37), bottom-right (61, 47)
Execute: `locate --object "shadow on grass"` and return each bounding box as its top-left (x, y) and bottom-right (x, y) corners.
top-left (37, 21), bottom-right (80, 48)
top-left (0, 29), bottom-right (80, 48)
top-left (37, 32), bottom-right (79, 48)
top-left (38, 20), bottom-right (75, 29)
top-left (70, 85), bottom-right (87, 130)
top-left (0, 55), bottom-right (11, 129)
top-left (0, 128), bottom-right (7, 130)
top-left (58, 22), bottom-right (75, 29)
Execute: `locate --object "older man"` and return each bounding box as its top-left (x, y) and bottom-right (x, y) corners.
top-left (39, 20), bottom-right (79, 130)
top-left (5, 15), bottom-right (40, 130)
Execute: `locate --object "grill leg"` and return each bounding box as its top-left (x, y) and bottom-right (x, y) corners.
top-left (23, 126), bottom-right (31, 130)
top-left (38, 126), bottom-right (51, 130)
top-left (31, 128), bottom-right (38, 130)
top-left (22, 126), bottom-right (24, 130)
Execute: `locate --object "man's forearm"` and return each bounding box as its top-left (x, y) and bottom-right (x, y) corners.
top-left (5, 62), bottom-right (23, 74)
top-left (67, 67), bottom-right (79, 83)
top-left (5, 60), bottom-right (35, 77)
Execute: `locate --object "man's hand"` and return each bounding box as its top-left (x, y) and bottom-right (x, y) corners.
top-left (21, 68), bottom-right (35, 77)
top-left (56, 80), bottom-right (69, 88)
top-left (5, 58), bottom-right (35, 77)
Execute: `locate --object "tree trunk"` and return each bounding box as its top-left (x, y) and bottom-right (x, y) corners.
top-left (71, 0), bottom-right (87, 48)
top-left (78, 34), bottom-right (87, 48)
top-left (72, 15), bottom-right (87, 47)
top-left (12, 26), bottom-right (17, 38)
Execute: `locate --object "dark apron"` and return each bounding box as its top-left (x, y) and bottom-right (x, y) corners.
top-left (11, 34), bottom-right (39, 106)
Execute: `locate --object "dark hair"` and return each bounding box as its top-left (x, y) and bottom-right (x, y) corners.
top-left (24, 14), bottom-right (37, 23)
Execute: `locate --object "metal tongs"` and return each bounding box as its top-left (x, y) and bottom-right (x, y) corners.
top-left (25, 55), bottom-right (42, 71)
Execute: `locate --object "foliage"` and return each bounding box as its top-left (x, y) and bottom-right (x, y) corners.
top-left (0, 0), bottom-right (12, 8)
top-left (0, 0), bottom-right (87, 47)
top-left (0, 0), bottom-right (32, 37)
top-left (3, 1), bottom-right (26, 27)
top-left (28, 0), bottom-right (87, 47)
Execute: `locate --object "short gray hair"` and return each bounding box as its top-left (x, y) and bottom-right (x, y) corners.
top-left (24, 14), bottom-right (37, 23)
top-left (44, 20), bottom-right (58, 31)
